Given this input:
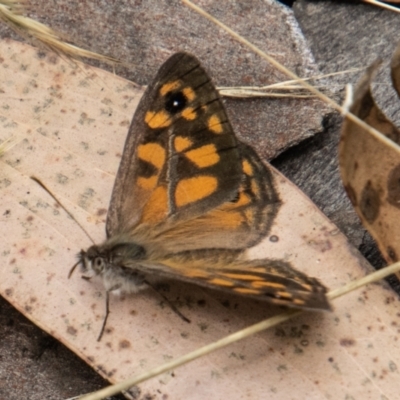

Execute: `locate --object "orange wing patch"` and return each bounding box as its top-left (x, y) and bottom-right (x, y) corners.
top-left (205, 208), bottom-right (245, 229)
top-left (160, 80), bottom-right (181, 96)
top-left (137, 176), bottom-right (158, 190)
top-left (181, 107), bottom-right (197, 121)
top-left (140, 186), bottom-right (168, 224)
top-left (208, 114), bottom-right (224, 134)
top-left (174, 136), bottom-right (193, 152)
top-left (251, 281), bottom-right (286, 289)
top-left (145, 110), bottom-right (172, 129)
top-left (208, 278), bottom-right (235, 287)
top-left (184, 144), bottom-right (220, 168)
top-left (175, 176), bottom-right (218, 207)
top-left (242, 159), bottom-right (253, 176)
top-left (137, 143), bottom-right (165, 170)
top-left (234, 288), bottom-right (260, 295)
top-left (182, 87), bottom-right (196, 101)
top-left (136, 143), bottom-right (166, 190)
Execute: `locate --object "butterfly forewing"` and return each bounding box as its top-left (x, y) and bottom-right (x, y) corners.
top-left (107, 53), bottom-right (242, 238)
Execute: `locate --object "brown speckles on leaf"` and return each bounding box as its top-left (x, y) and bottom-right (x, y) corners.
top-left (56, 173), bottom-right (68, 185)
top-left (96, 208), bottom-right (107, 217)
top-left (387, 246), bottom-right (398, 262)
top-left (97, 365), bottom-right (107, 375)
top-left (340, 338), bottom-right (356, 347)
top-left (119, 119), bottom-right (130, 127)
top-left (360, 180), bottom-right (380, 223)
top-left (304, 237), bottom-right (332, 253)
top-left (387, 164), bottom-right (400, 209)
top-left (79, 112), bottom-right (95, 125)
top-left (47, 55), bottom-right (58, 65)
top-left (119, 339), bottom-right (131, 350)
top-left (385, 296), bottom-right (396, 305)
top-left (79, 187), bottom-right (95, 210)
top-left (46, 273), bottom-right (55, 284)
top-left (67, 326), bottom-right (78, 336)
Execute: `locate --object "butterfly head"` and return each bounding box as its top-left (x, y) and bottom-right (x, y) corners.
top-left (78, 245), bottom-right (107, 276)
top-left (72, 241), bottom-right (148, 295)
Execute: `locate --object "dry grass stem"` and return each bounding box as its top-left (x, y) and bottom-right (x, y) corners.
top-left (218, 67), bottom-right (361, 98)
top-left (0, 0), bottom-right (118, 63)
top-left (363, 0), bottom-right (400, 13)
top-left (0, 135), bottom-right (18, 157)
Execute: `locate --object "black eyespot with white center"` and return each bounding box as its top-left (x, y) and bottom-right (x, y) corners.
top-left (165, 91), bottom-right (187, 114)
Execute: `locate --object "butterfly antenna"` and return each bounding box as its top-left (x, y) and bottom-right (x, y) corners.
top-left (144, 280), bottom-right (191, 324)
top-left (68, 259), bottom-right (81, 279)
top-left (31, 176), bottom-right (95, 245)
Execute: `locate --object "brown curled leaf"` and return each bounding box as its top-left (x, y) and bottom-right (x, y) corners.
top-left (339, 41), bottom-right (400, 269)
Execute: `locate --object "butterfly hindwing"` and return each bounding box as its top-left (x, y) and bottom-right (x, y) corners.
top-left (107, 53), bottom-right (242, 238)
top-left (141, 142), bottom-right (281, 254)
top-left (134, 251), bottom-right (330, 311)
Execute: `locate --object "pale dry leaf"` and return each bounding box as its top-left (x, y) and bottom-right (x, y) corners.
top-left (1, 39), bottom-right (400, 400)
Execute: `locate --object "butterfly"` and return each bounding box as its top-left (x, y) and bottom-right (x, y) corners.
top-left (75, 52), bottom-right (330, 335)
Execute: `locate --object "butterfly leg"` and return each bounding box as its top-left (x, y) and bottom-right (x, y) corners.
top-left (97, 290), bottom-right (111, 342)
top-left (98, 284), bottom-right (124, 342)
top-left (144, 279), bottom-right (191, 324)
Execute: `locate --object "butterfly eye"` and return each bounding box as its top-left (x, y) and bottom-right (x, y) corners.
top-left (93, 257), bottom-right (104, 272)
top-left (164, 91), bottom-right (187, 114)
